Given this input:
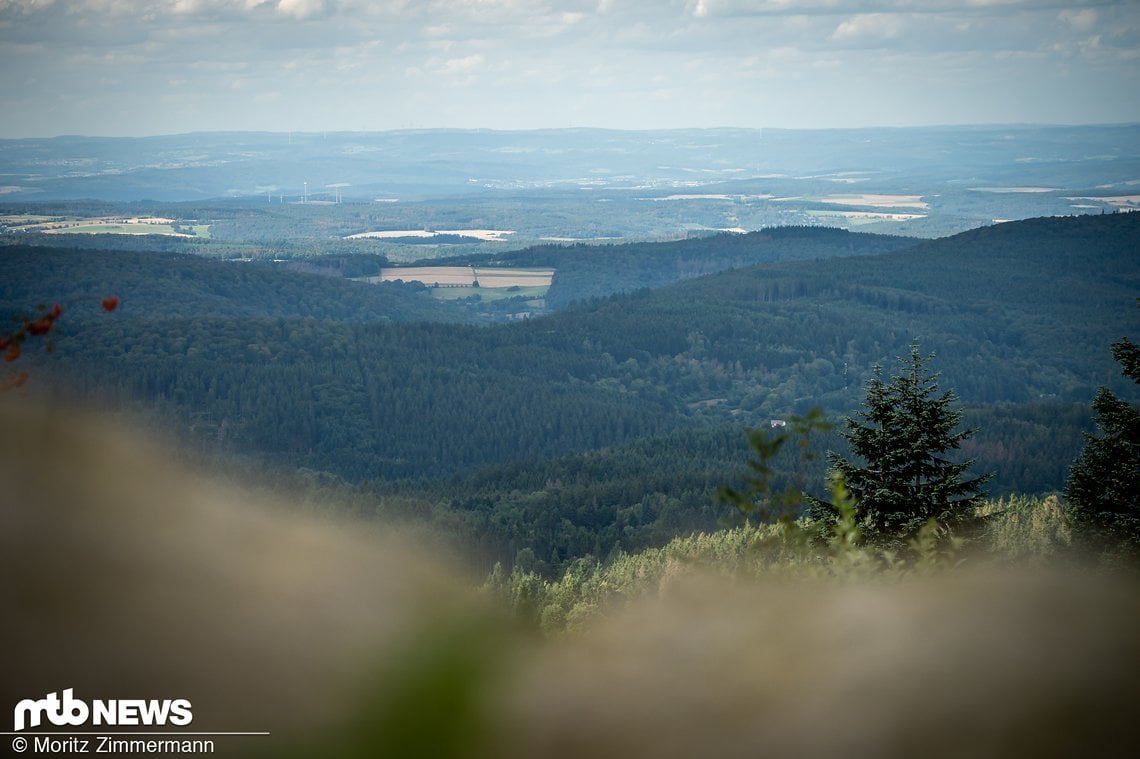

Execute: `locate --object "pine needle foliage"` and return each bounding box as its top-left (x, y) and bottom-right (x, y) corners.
top-left (1065, 330), bottom-right (1140, 558)
top-left (819, 341), bottom-right (992, 544)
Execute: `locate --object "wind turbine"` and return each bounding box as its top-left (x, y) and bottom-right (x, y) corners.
top-left (327, 182), bottom-right (350, 204)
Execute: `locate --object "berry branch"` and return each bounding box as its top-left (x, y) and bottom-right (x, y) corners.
top-left (1, 295), bottom-right (119, 391)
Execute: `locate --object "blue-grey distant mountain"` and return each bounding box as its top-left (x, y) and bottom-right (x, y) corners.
top-left (2, 125), bottom-right (1137, 204)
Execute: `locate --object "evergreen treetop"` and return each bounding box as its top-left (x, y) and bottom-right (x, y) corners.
top-left (1064, 331), bottom-right (1140, 557)
top-left (821, 342), bottom-right (991, 541)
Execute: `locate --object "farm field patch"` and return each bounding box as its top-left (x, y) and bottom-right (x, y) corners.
top-left (970, 187), bottom-right (1058, 193)
top-left (641, 194), bottom-right (774, 202)
top-left (816, 194), bottom-right (929, 209)
top-left (347, 229), bottom-right (515, 242)
top-left (1064, 195), bottom-right (1140, 210)
top-left (0, 214), bottom-right (57, 224)
top-left (430, 285), bottom-right (548, 303)
top-left (4, 216), bottom-right (210, 237)
top-left (374, 266), bottom-right (554, 289)
top-left (807, 210), bottom-right (927, 225)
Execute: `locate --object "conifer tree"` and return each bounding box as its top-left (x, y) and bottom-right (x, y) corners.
top-left (820, 342), bottom-right (990, 540)
top-left (1064, 334), bottom-right (1140, 556)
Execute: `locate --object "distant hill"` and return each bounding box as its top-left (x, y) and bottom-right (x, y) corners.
top-left (22, 211), bottom-right (1138, 476)
top-left (3, 126), bottom-right (1138, 241)
top-left (3, 126), bottom-right (1138, 203)
top-left (0, 225), bottom-right (923, 325)
top-left (16, 212), bottom-right (1138, 575)
top-left (539, 212), bottom-right (1140, 410)
top-left (423, 226), bottom-right (916, 309)
top-left (0, 245), bottom-right (469, 324)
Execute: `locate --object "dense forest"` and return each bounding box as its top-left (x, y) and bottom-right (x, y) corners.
top-left (0, 245), bottom-right (466, 324)
top-left (1, 223), bottom-right (917, 319)
top-left (411, 225), bottom-right (915, 308)
top-left (4, 212), bottom-right (1138, 575)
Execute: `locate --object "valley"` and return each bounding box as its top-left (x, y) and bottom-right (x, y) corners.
top-left (3, 128), bottom-right (1139, 758)
top-left (7, 0), bottom-right (1140, 749)
top-left (3, 202), bottom-right (1137, 578)
top-left (2, 126), bottom-right (1138, 580)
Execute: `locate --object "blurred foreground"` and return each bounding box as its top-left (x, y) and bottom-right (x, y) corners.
top-left (2, 401), bottom-right (1137, 758)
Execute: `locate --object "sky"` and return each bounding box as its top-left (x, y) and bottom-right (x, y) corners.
top-left (0, 0), bottom-right (1138, 137)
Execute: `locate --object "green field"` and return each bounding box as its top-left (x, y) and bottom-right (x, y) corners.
top-left (0, 214), bottom-right (58, 225)
top-left (45, 222), bottom-right (211, 238)
top-left (429, 285), bottom-right (548, 302)
top-left (805, 210), bottom-right (926, 227)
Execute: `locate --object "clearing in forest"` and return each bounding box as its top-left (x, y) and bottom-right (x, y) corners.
top-left (376, 266), bottom-right (554, 288)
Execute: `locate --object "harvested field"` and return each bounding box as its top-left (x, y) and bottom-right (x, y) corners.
top-left (474, 268), bottom-right (555, 287)
top-left (971, 187), bottom-right (1058, 193)
top-left (377, 266), bottom-right (553, 288)
top-left (817, 194), bottom-right (929, 209)
top-left (807, 210), bottom-right (926, 225)
top-left (1065, 195), bottom-right (1140, 209)
top-left (44, 223), bottom-right (190, 236)
top-left (347, 229), bottom-right (515, 242)
top-left (18, 216), bottom-right (209, 237)
top-left (642, 194), bottom-right (773, 202)
top-left (0, 214), bottom-right (57, 224)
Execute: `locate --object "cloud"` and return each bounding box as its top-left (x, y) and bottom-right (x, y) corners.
top-left (1059, 8), bottom-right (1098, 32)
top-left (273, 0), bottom-right (332, 18)
top-left (0, 0), bottom-right (58, 11)
top-left (0, 0), bottom-right (1138, 135)
top-left (441, 53), bottom-right (486, 75)
top-left (830, 13), bottom-right (904, 43)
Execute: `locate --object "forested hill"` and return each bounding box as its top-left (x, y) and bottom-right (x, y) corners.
top-left (12, 212), bottom-right (1136, 574)
top-left (2, 226), bottom-right (917, 324)
top-left (424, 226), bottom-right (916, 309)
top-left (0, 245), bottom-right (468, 324)
top-left (539, 212), bottom-right (1140, 409)
top-left (16, 213), bottom-right (1140, 490)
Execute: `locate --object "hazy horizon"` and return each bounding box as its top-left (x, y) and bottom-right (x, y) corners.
top-left (2, 1), bottom-right (1139, 139)
top-left (7, 122), bottom-right (1140, 142)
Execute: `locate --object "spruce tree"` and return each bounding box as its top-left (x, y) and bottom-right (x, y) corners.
top-left (822, 342), bottom-right (991, 540)
top-left (1064, 335), bottom-right (1140, 556)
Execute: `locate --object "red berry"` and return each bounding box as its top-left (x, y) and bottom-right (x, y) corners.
top-left (26, 317), bottom-right (53, 336)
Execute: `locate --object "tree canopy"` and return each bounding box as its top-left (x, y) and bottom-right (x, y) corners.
top-left (821, 343), bottom-right (991, 540)
top-left (1064, 330), bottom-right (1140, 557)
